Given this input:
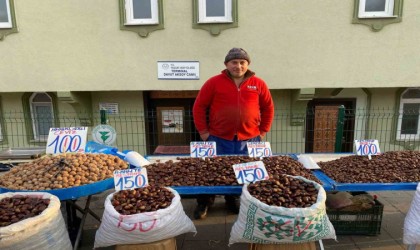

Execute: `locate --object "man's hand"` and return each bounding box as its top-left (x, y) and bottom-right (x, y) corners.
top-left (200, 132), bottom-right (210, 141)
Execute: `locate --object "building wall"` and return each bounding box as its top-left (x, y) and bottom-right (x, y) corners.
top-left (1, 0), bottom-right (420, 92)
top-left (0, 88), bottom-right (417, 153)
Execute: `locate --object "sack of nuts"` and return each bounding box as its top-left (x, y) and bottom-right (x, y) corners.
top-left (403, 183), bottom-right (420, 245)
top-left (0, 192), bottom-right (72, 250)
top-left (94, 185), bottom-right (196, 248)
top-left (229, 175), bottom-right (336, 245)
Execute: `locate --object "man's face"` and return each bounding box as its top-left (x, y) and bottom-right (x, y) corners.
top-left (225, 59), bottom-right (249, 79)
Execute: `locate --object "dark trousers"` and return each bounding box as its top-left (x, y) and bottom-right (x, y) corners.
top-left (196, 194), bottom-right (238, 206)
top-left (207, 134), bottom-right (261, 155)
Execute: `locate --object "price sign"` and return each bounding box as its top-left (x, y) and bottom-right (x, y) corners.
top-left (113, 168), bottom-right (148, 191)
top-left (190, 141), bottom-right (217, 157)
top-left (355, 139), bottom-right (381, 158)
top-left (46, 127), bottom-right (88, 154)
top-left (233, 161), bottom-right (269, 184)
top-left (247, 142), bottom-right (272, 158)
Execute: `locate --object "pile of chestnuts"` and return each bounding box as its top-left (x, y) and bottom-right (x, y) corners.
top-left (0, 195), bottom-right (50, 227)
top-left (248, 176), bottom-right (318, 208)
top-left (318, 151), bottom-right (420, 183)
top-left (146, 155), bottom-right (320, 186)
top-left (111, 185), bottom-right (174, 215)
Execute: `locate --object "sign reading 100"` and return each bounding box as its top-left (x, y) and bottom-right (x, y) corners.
top-left (355, 139), bottom-right (381, 156)
top-left (46, 127), bottom-right (88, 154)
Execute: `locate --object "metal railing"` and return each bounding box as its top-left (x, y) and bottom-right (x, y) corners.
top-left (0, 108), bottom-right (418, 155)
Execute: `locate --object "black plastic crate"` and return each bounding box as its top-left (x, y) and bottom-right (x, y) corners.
top-left (326, 193), bottom-right (383, 236)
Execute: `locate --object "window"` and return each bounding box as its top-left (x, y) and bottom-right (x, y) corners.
top-left (125, 0), bottom-right (159, 25)
top-left (193, 0), bottom-right (237, 36)
top-left (0, 0), bottom-right (17, 40)
top-left (0, 0), bottom-right (12, 28)
top-left (119, 0), bottom-right (164, 37)
top-left (198, 0), bottom-right (232, 23)
top-left (30, 93), bottom-right (54, 141)
top-left (359, 0), bottom-right (394, 18)
top-left (397, 88), bottom-right (420, 140)
top-left (353, 0), bottom-right (402, 31)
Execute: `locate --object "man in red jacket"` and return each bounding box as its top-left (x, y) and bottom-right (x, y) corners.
top-left (192, 47), bottom-right (274, 219)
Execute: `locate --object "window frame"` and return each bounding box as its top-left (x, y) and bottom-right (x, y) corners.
top-left (29, 92), bottom-right (55, 141)
top-left (352, 0), bottom-right (403, 32)
top-left (0, 96), bottom-right (3, 142)
top-left (198, 0), bottom-right (233, 24)
top-left (192, 0), bottom-right (238, 36)
top-left (119, 0), bottom-right (164, 38)
top-left (0, 0), bottom-right (12, 28)
top-left (124, 0), bottom-right (159, 25)
top-left (358, 0), bottom-right (395, 18)
top-left (396, 88), bottom-right (420, 141)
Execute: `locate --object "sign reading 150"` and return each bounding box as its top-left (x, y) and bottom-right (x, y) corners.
top-left (190, 141), bottom-right (217, 157)
top-left (114, 168), bottom-right (148, 191)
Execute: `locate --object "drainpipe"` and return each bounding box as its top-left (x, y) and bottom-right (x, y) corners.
top-left (335, 105), bottom-right (345, 152)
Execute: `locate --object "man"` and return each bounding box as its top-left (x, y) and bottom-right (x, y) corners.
top-left (192, 47), bottom-right (275, 219)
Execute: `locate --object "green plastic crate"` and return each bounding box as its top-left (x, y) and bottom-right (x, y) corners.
top-left (326, 195), bottom-right (383, 236)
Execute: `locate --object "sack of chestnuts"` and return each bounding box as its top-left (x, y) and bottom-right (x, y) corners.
top-left (229, 175), bottom-right (336, 245)
top-left (94, 185), bottom-right (196, 248)
top-left (0, 192), bottom-right (72, 250)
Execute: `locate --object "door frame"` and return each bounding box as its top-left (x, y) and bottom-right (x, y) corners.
top-left (143, 91), bottom-right (200, 155)
top-left (305, 98), bottom-right (356, 153)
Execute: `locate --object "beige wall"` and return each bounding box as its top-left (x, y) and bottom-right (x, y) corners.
top-left (1, 0), bottom-right (420, 92)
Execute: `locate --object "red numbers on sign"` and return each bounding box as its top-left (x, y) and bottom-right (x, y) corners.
top-left (117, 217), bottom-right (157, 232)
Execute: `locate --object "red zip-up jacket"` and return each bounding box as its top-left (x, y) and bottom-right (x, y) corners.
top-left (193, 69), bottom-right (274, 141)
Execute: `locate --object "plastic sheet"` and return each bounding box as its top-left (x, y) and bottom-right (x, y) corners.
top-left (171, 185), bottom-right (242, 195)
top-left (311, 169), bottom-right (418, 191)
top-left (0, 178), bottom-right (114, 201)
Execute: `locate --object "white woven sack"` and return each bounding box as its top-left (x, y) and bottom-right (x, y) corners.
top-left (0, 192), bottom-right (72, 250)
top-left (94, 187), bottom-right (196, 248)
top-left (403, 183), bottom-right (420, 245)
top-left (229, 176), bottom-right (336, 245)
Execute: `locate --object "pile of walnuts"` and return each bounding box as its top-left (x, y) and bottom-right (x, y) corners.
top-left (0, 153), bottom-right (129, 190)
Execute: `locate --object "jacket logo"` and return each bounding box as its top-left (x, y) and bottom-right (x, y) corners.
top-left (247, 85), bottom-right (257, 90)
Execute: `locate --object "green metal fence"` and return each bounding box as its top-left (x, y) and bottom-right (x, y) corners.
top-left (0, 108), bottom-right (418, 155)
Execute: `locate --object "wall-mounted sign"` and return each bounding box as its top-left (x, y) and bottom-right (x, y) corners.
top-left (99, 103), bottom-right (119, 114)
top-left (92, 124), bottom-right (117, 145)
top-left (157, 61), bottom-right (199, 80)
